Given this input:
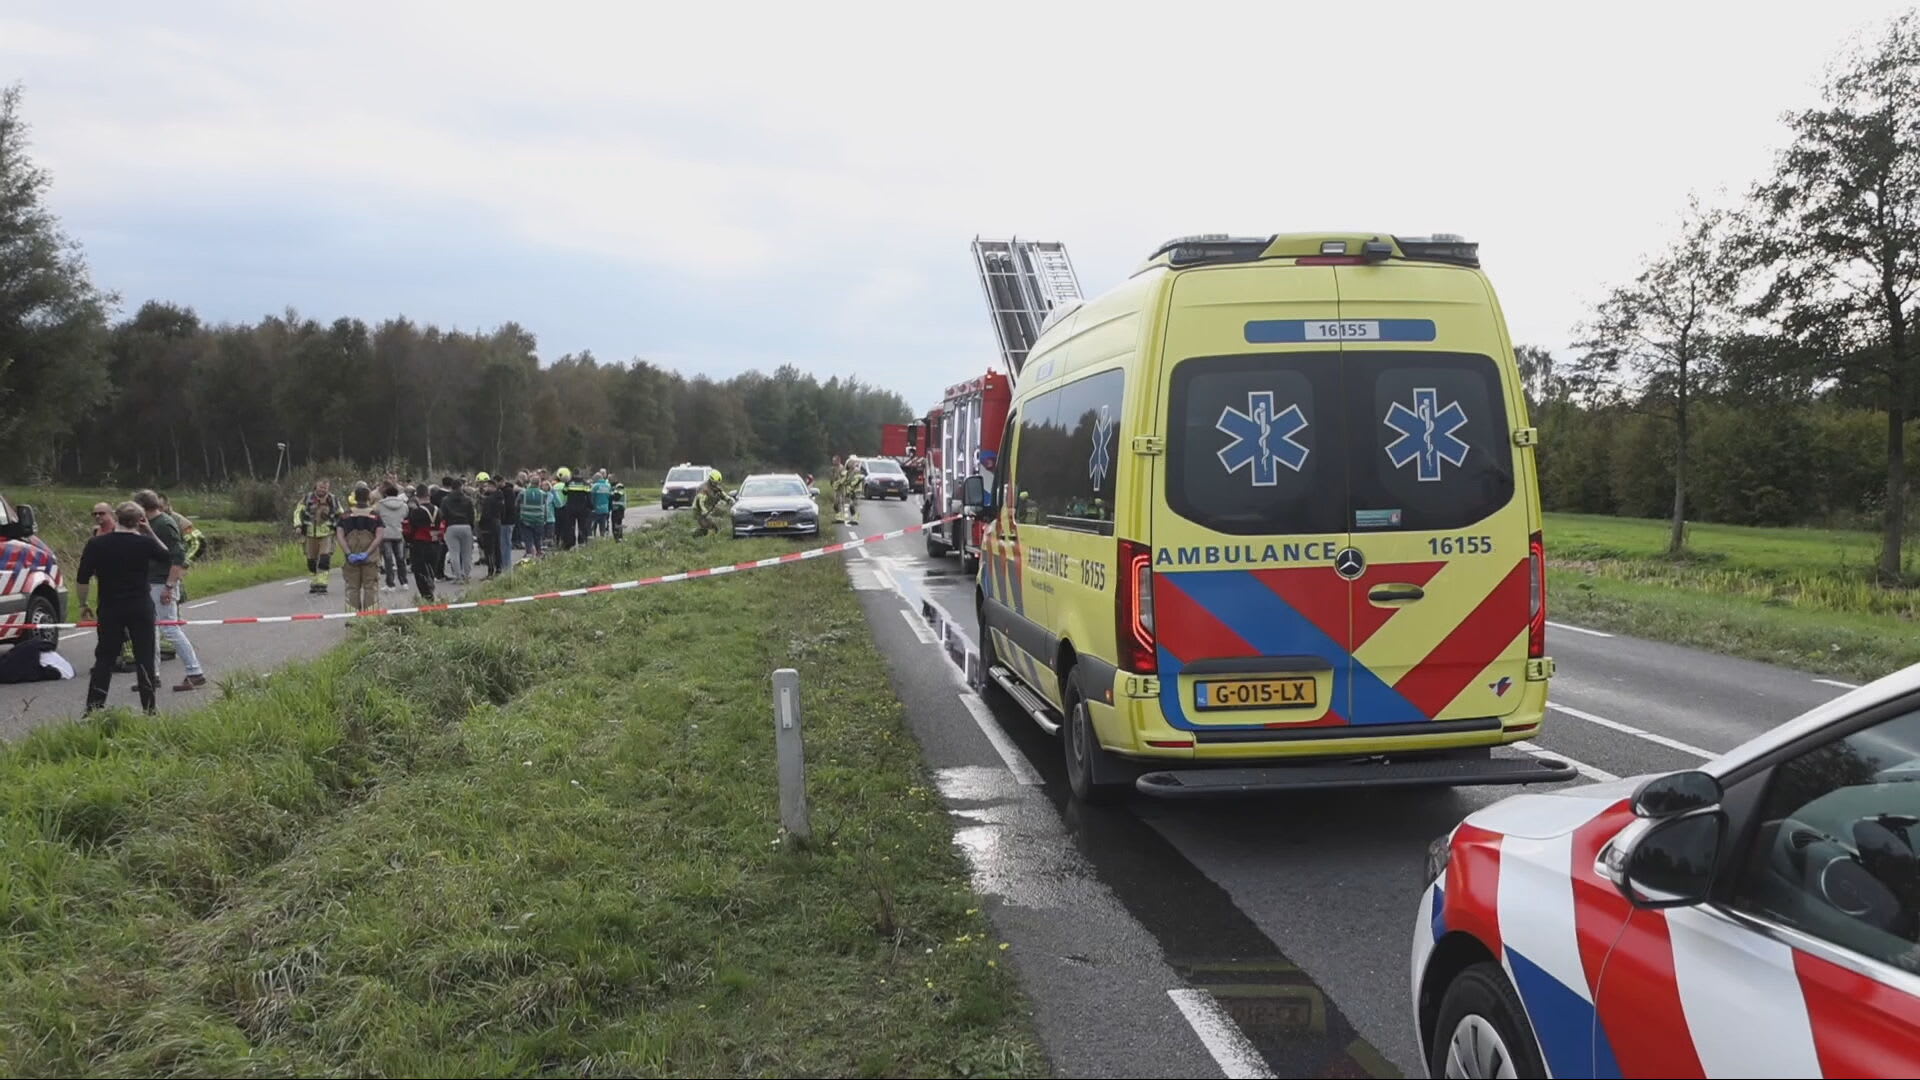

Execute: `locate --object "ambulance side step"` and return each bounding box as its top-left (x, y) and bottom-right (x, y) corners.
top-left (988, 664), bottom-right (1061, 735)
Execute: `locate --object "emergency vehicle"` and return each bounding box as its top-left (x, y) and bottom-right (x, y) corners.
top-left (1415, 663), bottom-right (1920, 1078)
top-left (0, 492), bottom-right (66, 648)
top-left (963, 232), bottom-right (1571, 801)
top-left (921, 369), bottom-right (1011, 574)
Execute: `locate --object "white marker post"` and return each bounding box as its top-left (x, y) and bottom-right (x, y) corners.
top-left (772, 668), bottom-right (811, 844)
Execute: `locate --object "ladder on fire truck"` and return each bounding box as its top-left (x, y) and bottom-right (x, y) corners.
top-left (971, 237), bottom-right (1084, 379)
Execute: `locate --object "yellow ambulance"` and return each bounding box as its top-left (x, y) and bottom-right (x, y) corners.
top-left (962, 233), bottom-right (1571, 800)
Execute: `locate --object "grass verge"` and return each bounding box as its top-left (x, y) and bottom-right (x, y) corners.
top-left (0, 515), bottom-right (1039, 1076)
top-left (1545, 512), bottom-right (1920, 681)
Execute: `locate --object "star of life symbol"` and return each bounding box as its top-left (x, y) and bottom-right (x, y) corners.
top-left (1216, 391), bottom-right (1309, 486)
top-left (1089, 405), bottom-right (1115, 489)
top-left (1384, 388), bottom-right (1470, 482)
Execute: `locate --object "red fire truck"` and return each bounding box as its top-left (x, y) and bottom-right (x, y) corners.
top-left (919, 369), bottom-right (1011, 573)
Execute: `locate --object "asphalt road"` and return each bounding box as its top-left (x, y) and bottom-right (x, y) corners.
top-left (843, 496), bottom-right (1864, 1078)
top-left (0, 506), bottom-right (667, 740)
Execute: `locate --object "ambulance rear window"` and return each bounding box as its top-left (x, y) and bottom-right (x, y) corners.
top-left (1166, 353), bottom-right (1347, 537)
top-left (1347, 352), bottom-right (1512, 531)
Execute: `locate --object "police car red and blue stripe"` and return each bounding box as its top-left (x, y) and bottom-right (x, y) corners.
top-left (1413, 666), bottom-right (1920, 1077)
top-left (0, 492), bottom-right (66, 647)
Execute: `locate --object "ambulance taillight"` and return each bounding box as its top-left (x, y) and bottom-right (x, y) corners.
top-left (1117, 539), bottom-right (1156, 674)
top-left (1529, 530), bottom-right (1547, 659)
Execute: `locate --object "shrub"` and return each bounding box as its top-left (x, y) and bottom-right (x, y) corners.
top-left (227, 480), bottom-right (283, 522)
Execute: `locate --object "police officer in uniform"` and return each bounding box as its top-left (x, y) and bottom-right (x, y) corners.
top-left (561, 468), bottom-right (595, 549)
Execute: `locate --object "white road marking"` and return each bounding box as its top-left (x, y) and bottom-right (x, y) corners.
top-left (900, 609), bottom-right (937, 645)
top-left (187, 600), bottom-right (219, 609)
top-left (1515, 740), bottom-right (1618, 783)
top-left (958, 692), bottom-right (1043, 786)
top-left (1547, 620), bottom-right (1613, 638)
top-left (1167, 988), bottom-right (1275, 1080)
top-left (1548, 701), bottom-right (1715, 760)
top-left (283, 578), bottom-right (306, 586)
top-left (1813, 678), bottom-right (1860, 690)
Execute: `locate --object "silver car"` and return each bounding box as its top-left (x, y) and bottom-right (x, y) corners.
top-left (731, 474), bottom-right (820, 538)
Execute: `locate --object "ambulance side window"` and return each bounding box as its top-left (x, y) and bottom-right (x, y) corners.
top-left (1012, 370), bottom-right (1124, 535)
top-left (1015, 389), bottom-right (1061, 526)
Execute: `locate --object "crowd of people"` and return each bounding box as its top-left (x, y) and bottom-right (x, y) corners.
top-left (295, 467), bottom-right (631, 605)
top-left (73, 467), bottom-right (631, 715)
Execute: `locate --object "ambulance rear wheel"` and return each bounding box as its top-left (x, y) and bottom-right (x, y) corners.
top-left (1064, 684), bottom-right (1125, 804)
top-left (1429, 962), bottom-right (1545, 1079)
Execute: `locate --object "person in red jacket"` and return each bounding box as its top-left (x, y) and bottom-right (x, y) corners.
top-left (403, 484), bottom-right (441, 601)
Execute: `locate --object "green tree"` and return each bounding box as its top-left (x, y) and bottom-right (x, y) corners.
top-left (1748, 11), bottom-right (1920, 581)
top-left (0, 83), bottom-right (112, 476)
top-left (1573, 197), bottom-right (1741, 553)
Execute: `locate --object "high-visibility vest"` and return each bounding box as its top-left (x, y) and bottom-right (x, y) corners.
top-left (294, 492), bottom-right (338, 538)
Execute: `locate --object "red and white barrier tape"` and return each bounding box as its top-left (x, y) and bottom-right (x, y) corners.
top-left (48, 514), bottom-right (962, 629)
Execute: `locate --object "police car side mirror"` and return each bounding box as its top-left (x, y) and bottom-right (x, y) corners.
top-left (962, 475), bottom-right (986, 508)
top-left (1632, 770), bottom-right (1722, 819)
top-left (1603, 810), bottom-right (1726, 909)
top-left (12, 504), bottom-right (36, 539)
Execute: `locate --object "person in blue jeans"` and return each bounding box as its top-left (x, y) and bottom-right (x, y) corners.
top-left (591, 469), bottom-right (613, 537)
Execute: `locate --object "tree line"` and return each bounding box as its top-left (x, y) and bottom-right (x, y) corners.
top-left (1558, 12), bottom-right (1920, 579)
top-left (0, 85), bottom-right (910, 492)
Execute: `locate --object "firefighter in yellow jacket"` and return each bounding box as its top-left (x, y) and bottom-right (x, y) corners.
top-left (693, 470), bottom-right (733, 536)
top-left (832, 454), bottom-right (863, 527)
top-left (293, 478), bottom-right (341, 594)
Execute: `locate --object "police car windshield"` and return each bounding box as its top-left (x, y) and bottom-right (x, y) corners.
top-left (667, 468), bottom-right (706, 482)
top-left (740, 478), bottom-right (808, 499)
top-left (865, 460), bottom-right (903, 475)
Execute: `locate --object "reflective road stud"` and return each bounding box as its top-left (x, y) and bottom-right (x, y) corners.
top-left (772, 668), bottom-right (811, 844)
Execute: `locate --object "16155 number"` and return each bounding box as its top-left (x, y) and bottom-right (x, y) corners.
top-left (1429, 535), bottom-right (1495, 556)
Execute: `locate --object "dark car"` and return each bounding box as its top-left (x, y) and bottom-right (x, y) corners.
top-left (660, 464), bottom-right (710, 509)
top-left (731, 474), bottom-right (820, 539)
top-left (862, 458), bottom-right (911, 500)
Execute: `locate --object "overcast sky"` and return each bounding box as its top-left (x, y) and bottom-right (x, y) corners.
top-left (4, 1), bottom-right (1913, 410)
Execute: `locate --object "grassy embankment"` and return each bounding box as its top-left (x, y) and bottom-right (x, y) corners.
top-left (0, 513), bottom-right (1039, 1076)
top-left (1546, 511), bottom-right (1920, 682)
top-left (23, 485), bottom-right (305, 600)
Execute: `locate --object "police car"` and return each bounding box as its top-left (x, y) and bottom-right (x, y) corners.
top-left (660, 463), bottom-right (710, 510)
top-left (0, 492), bottom-right (66, 648)
top-left (1413, 664), bottom-right (1920, 1078)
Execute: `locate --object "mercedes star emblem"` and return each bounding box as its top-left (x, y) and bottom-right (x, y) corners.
top-left (1334, 547), bottom-right (1367, 580)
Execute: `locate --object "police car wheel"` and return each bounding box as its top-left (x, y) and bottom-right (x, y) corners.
top-left (1430, 962), bottom-right (1544, 1079)
top-left (1064, 685), bottom-right (1124, 804)
top-left (25, 592), bottom-right (59, 648)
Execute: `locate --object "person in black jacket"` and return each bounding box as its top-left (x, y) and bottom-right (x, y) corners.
top-left (76, 502), bottom-right (170, 714)
top-left (439, 477), bottom-right (478, 584)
